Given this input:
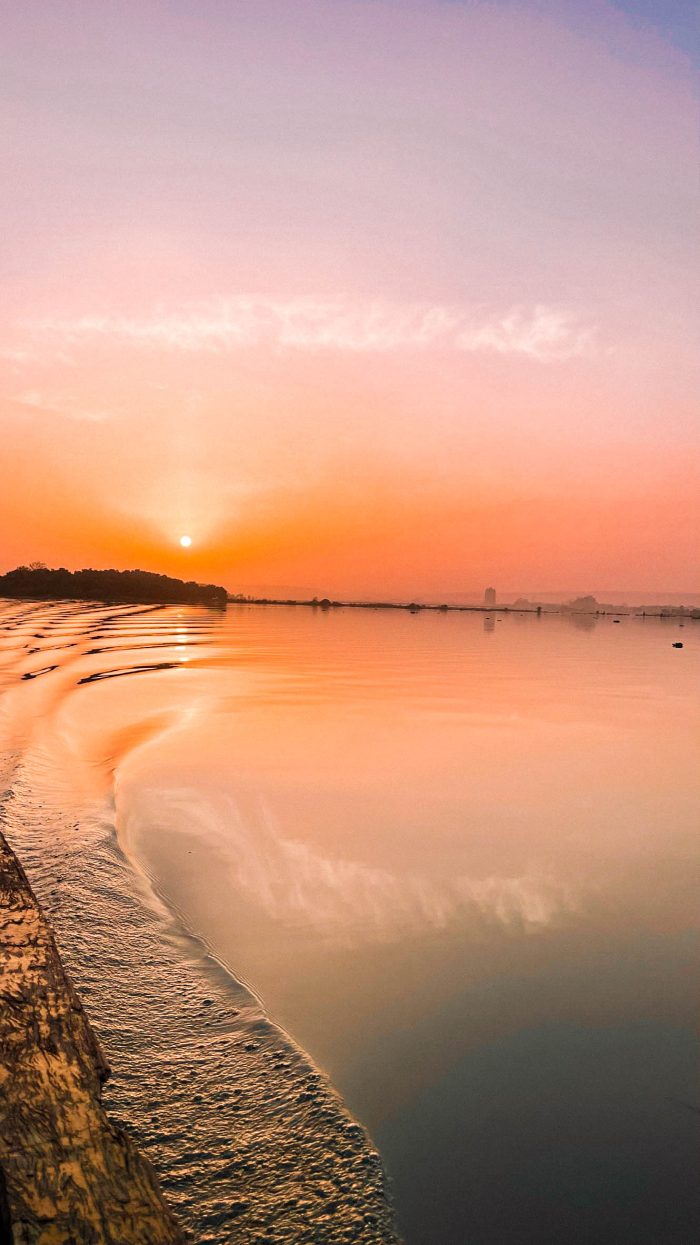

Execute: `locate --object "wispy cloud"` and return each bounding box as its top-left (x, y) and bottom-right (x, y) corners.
top-left (457, 305), bottom-right (596, 360)
top-left (0, 346), bottom-right (35, 365)
top-left (9, 389), bottom-right (110, 422)
top-left (25, 298), bottom-right (596, 362)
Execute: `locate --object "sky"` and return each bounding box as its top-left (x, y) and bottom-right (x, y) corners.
top-left (1, 0), bottom-right (697, 599)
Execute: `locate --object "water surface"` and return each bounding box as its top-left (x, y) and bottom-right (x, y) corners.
top-left (1, 600), bottom-right (697, 1242)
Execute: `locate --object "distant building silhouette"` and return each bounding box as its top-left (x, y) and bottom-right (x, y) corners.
top-left (568, 595), bottom-right (598, 612)
top-left (483, 586), bottom-right (496, 607)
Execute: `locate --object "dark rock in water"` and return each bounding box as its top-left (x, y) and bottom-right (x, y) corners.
top-left (0, 832), bottom-right (185, 1243)
top-left (672, 641), bottom-right (684, 648)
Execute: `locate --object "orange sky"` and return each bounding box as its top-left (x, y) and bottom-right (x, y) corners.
top-left (1, 1), bottom-right (698, 599)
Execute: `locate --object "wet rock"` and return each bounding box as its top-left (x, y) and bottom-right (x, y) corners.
top-left (0, 831), bottom-right (185, 1243)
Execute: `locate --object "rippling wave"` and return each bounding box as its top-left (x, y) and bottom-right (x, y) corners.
top-left (0, 598), bottom-right (400, 1244)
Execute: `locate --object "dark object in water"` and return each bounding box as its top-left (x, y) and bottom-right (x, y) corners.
top-left (672, 642), bottom-right (683, 648)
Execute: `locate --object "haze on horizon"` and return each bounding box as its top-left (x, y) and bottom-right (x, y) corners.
top-left (1, 0), bottom-right (698, 600)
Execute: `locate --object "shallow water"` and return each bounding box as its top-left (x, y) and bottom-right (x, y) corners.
top-left (0, 599), bottom-right (698, 1243)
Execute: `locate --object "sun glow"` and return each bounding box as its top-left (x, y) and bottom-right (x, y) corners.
top-left (179, 535), bottom-right (192, 548)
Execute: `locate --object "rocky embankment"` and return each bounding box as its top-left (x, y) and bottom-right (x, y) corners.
top-left (0, 831), bottom-right (185, 1244)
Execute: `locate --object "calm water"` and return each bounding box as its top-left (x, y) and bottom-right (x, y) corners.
top-left (0, 600), bottom-right (698, 1243)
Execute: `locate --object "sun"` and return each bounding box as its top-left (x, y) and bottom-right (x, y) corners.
top-left (179, 535), bottom-right (192, 548)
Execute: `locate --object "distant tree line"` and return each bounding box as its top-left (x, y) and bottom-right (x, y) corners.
top-left (0, 564), bottom-right (228, 606)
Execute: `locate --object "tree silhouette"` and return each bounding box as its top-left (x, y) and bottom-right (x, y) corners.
top-left (0, 566), bottom-right (227, 607)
